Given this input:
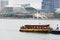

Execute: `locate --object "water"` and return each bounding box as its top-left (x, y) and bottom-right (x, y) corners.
top-left (0, 19), bottom-right (60, 40)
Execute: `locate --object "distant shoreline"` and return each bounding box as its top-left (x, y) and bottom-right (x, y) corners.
top-left (0, 17), bottom-right (60, 21)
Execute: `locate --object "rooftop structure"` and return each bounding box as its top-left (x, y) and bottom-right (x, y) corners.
top-left (0, 6), bottom-right (37, 14)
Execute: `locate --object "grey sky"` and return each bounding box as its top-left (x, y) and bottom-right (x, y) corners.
top-left (9, 0), bottom-right (42, 9)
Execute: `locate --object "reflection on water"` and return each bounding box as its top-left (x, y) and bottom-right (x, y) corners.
top-left (0, 19), bottom-right (60, 40)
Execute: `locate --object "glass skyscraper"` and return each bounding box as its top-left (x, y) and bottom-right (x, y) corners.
top-left (0, 0), bottom-right (8, 7)
top-left (41, 0), bottom-right (60, 13)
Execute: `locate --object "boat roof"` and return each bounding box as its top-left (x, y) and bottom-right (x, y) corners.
top-left (25, 25), bottom-right (49, 27)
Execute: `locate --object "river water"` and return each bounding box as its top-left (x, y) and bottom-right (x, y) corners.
top-left (0, 19), bottom-right (60, 40)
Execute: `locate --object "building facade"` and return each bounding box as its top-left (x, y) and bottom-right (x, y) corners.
top-left (41, 0), bottom-right (60, 13)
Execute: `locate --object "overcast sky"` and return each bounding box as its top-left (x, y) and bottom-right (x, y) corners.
top-left (9, 0), bottom-right (42, 9)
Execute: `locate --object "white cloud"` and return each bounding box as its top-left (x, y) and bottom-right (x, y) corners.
top-left (9, 0), bottom-right (42, 9)
top-left (29, 0), bottom-right (42, 9)
top-left (55, 8), bottom-right (60, 13)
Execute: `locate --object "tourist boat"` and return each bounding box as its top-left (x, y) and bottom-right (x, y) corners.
top-left (50, 27), bottom-right (60, 34)
top-left (19, 24), bottom-right (51, 33)
top-left (19, 24), bottom-right (60, 34)
top-left (50, 31), bottom-right (60, 34)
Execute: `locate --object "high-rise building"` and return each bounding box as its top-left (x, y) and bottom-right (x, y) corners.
top-left (0, 0), bottom-right (1, 7)
top-left (41, 0), bottom-right (60, 13)
top-left (0, 0), bottom-right (8, 7)
top-left (54, 0), bottom-right (60, 8)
